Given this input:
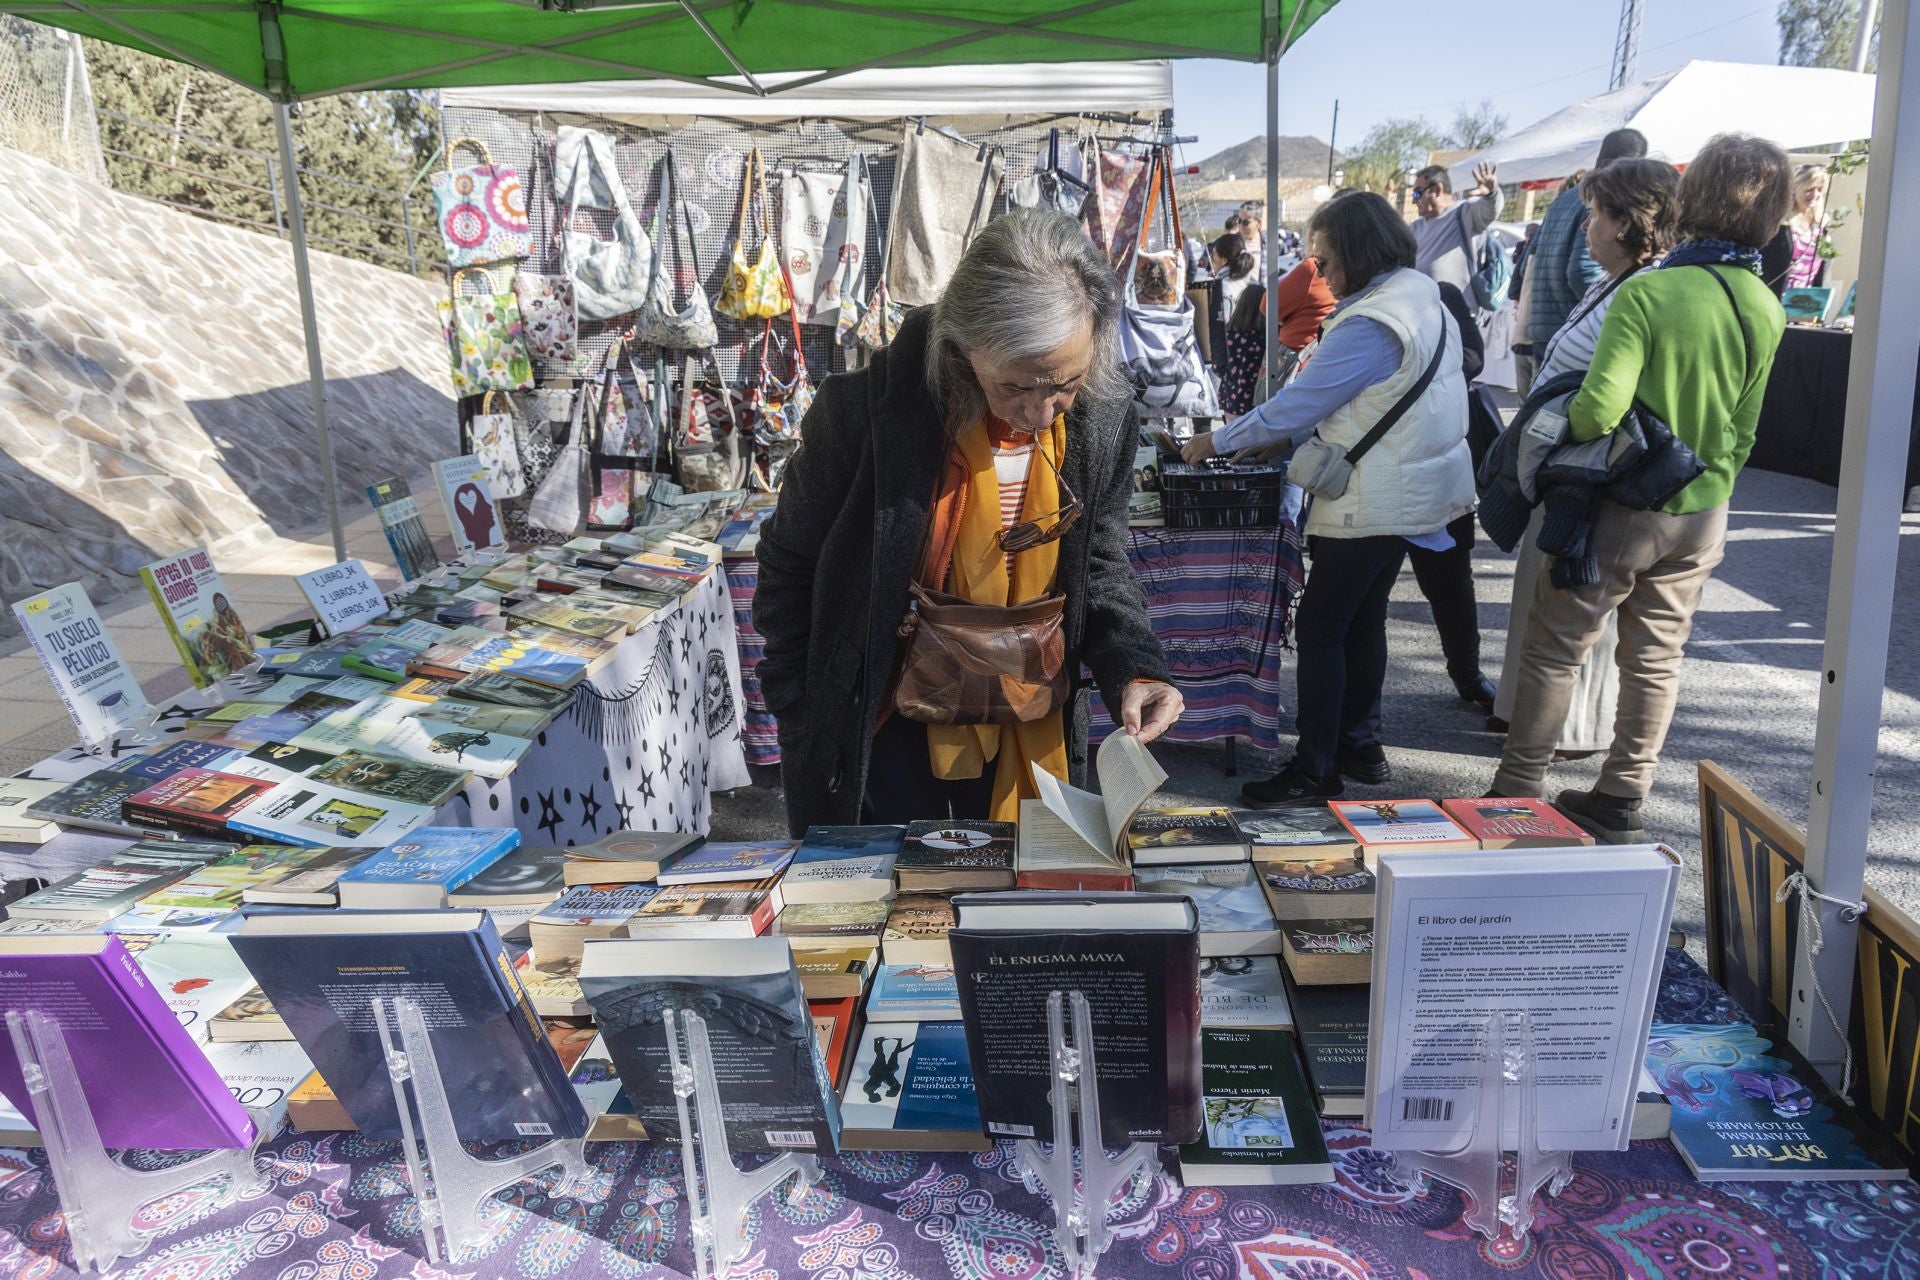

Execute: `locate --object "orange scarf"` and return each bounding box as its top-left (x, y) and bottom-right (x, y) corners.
top-left (921, 415), bottom-right (1071, 820)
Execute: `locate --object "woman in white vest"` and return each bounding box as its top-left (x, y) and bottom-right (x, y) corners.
top-left (1183, 192), bottom-right (1474, 807)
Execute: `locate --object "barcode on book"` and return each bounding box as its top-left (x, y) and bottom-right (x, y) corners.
top-left (765, 1129), bottom-right (817, 1148)
top-left (1401, 1096), bottom-right (1453, 1122)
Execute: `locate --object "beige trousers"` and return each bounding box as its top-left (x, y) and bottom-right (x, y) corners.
top-left (1492, 499), bottom-right (1728, 799)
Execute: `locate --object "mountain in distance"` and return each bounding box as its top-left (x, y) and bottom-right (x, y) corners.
top-left (1190, 135), bottom-right (1344, 183)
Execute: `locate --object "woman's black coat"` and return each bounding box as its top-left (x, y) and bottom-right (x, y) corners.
top-left (751, 307), bottom-right (1172, 837)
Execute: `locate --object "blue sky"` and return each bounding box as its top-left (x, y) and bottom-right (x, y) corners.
top-left (1171, 0), bottom-right (1786, 166)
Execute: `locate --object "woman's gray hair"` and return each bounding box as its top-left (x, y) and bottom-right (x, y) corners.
top-left (927, 207), bottom-right (1127, 429)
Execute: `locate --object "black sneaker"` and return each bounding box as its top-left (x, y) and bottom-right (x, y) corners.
top-left (1454, 671), bottom-right (1497, 711)
top-left (1241, 762), bottom-right (1343, 809)
top-left (1335, 742), bottom-right (1392, 785)
top-left (1556, 788), bottom-right (1647, 844)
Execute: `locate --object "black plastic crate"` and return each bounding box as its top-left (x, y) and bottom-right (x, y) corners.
top-left (1159, 460), bottom-right (1289, 530)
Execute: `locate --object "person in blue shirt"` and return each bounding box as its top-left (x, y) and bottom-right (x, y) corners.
top-left (1184, 193), bottom-right (1474, 807)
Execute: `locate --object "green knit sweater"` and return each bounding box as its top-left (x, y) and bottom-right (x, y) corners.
top-left (1568, 263), bottom-right (1785, 513)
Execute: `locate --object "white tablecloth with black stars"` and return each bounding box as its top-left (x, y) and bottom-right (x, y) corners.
top-left (0, 568), bottom-right (751, 880)
top-left (446, 567), bottom-right (751, 846)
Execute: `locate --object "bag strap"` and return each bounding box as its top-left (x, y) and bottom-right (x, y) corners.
top-left (452, 266), bottom-right (496, 295)
top-left (481, 390), bottom-right (507, 417)
top-left (446, 137), bottom-right (490, 171)
top-left (1342, 318), bottom-right (1450, 470)
top-left (669, 149), bottom-right (703, 279)
top-left (1136, 151), bottom-right (1162, 254)
top-left (732, 148), bottom-right (758, 247)
top-left (1693, 264), bottom-right (1757, 396)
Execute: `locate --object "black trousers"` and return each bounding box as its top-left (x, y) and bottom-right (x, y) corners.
top-left (1406, 512), bottom-right (1482, 684)
top-left (1293, 534), bottom-right (1406, 780)
top-left (861, 712), bottom-right (997, 823)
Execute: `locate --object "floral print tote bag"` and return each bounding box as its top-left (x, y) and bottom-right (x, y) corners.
top-left (512, 270), bottom-right (578, 362)
top-left (437, 267), bottom-right (535, 395)
top-left (715, 148), bottom-right (792, 321)
top-left (431, 138), bottom-right (531, 269)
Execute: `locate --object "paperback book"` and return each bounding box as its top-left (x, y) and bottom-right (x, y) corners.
top-left (0, 779), bottom-right (61, 844)
top-left (225, 779), bottom-right (433, 848)
top-left (779, 826), bottom-right (904, 904)
top-left (305, 752), bottom-right (470, 807)
top-left (1278, 918), bottom-right (1374, 985)
top-left (1330, 799), bottom-right (1477, 862)
top-left (11, 582), bottom-right (153, 745)
top-left (1135, 863), bottom-right (1283, 956)
top-left (867, 963), bottom-right (962, 1022)
top-left (1231, 806), bottom-right (1360, 859)
top-left (1127, 807), bottom-right (1247, 865)
top-left (655, 840), bottom-right (797, 886)
top-left (122, 768), bottom-right (277, 839)
top-left (1440, 796), bottom-right (1595, 849)
top-left (447, 844), bottom-right (570, 908)
top-left (791, 944), bottom-right (879, 1001)
top-left (230, 909), bottom-right (587, 1140)
top-left (839, 1020), bottom-right (989, 1151)
top-left (241, 846), bottom-right (369, 906)
top-left (138, 548), bottom-right (258, 689)
top-left (367, 476), bottom-right (440, 583)
top-left (10, 841), bottom-right (225, 925)
top-left (881, 894), bottom-right (958, 966)
top-left (1177, 1028), bottom-right (1333, 1186)
top-left (24, 769), bottom-right (169, 839)
top-left (624, 878), bottom-right (780, 939)
top-left (433, 455), bottom-right (505, 553)
top-left (1200, 955), bottom-right (1294, 1030)
top-left (897, 821), bottom-right (1018, 892)
top-left (563, 830), bottom-right (704, 886)
top-left (579, 936), bottom-right (842, 1152)
top-left (1016, 733), bottom-right (1168, 875)
top-left (1288, 981), bottom-right (1370, 1117)
top-left (768, 900), bottom-right (890, 949)
top-left (115, 739), bottom-right (246, 784)
top-left (334, 827), bottom-right (521, 909)
top-left (1259, 857), bottom-right (1377, 923)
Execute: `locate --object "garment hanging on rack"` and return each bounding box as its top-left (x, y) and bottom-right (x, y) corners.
top-left (1088, 147), bottom-right (1153, 269)
top-left (885, 123), bottom-right (1003, 308)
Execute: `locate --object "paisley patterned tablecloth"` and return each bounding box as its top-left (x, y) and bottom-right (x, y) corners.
top-left (0, 951), bottom-right (1912, 1280)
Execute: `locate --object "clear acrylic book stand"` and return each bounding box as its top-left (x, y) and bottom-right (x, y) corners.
top-left (4, 1010), bottom-right (272, 1273)
top-left (662, 1006), bottom-right (822, 1280)
top-left (374, 997), bottom-right (591, 1266)
top-left (1390, 1011), bottom-right (1574, 1240)
top-left (1010, 991), bottom-right (1160, 1277)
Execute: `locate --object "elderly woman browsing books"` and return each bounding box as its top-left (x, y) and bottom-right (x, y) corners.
top-left (754, 208), bottom-right (1181, 835)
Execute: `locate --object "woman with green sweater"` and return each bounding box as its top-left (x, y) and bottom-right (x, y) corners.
top-left (1490, 134), bottom-right (1791, 841)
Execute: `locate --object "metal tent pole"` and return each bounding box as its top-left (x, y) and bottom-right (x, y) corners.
top-left (273, 102), bottom-right (348, 562)
top-left (1261, 44), bottom-right (1278, 400)
top-left (1790, 0), bottom-right (1918, 1078)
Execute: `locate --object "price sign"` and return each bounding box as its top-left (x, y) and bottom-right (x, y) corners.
top-left (295, 560), bottom-right (388, 637)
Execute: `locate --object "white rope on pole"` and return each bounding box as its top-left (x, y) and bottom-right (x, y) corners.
top-left (1774, 871), bottom-right (1869, 1102)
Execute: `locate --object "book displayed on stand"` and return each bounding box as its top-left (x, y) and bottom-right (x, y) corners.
top-left (1366, 845), bottom-right (1679, 1151)
top-left (1330, 799), bottom-right (1477, 863)
top-left (1015, 733), bottom-right (1167, 884)
top-left (839, 1021), bottom-right (990, 1152)
top-left (333, 827), bottom-right (521, 909)
top-left (367, 476), bottom-right (441, 583)
top-left (0, 934), bottom-right (255, 1149)
top-left (780, 826), bottom-right (904, 903)
top-left (1439, 797), bottom-right (1595, 849)
top-left (579, 936), bottom-right (842, 1153)
top-left (1232, 807), bottom-right (1360, 860)
top-left (1135, 863), bottom-right (1283, 956)
top-left (896, 820), bottom-right (1017, 892)
top-left (229, 909), bottom-right (588, 1140)
top-left (1178, 1027), bottom-right (1333, 1186)
top-left (11, 582), bottom-right (155, 746)
top-left (949, 891), bottom-right (1203, 1145)
top-left (432, 455), bottom-right (505, 553)
top-left (138, 548), bottom-right (258, 688)
top-left (1647, 1022), bottom-right (1909, 1181)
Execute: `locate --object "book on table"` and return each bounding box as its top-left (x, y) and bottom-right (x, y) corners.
top-left (779, 825), bottom-right (904, 904)
top-left (1328, 799), bottom-right (1477, 863)
top-left (866, 963), bottom-right (961, 1022)
top-left (127, 843), bottom-right (344, 918)
top-left (241, 847), bottom-right (370, 906)
top-left (1258, 856), bottom-right (1376, 923)
top-left (1365, 845), bottom-right (1678, 1152)
top-left (1439, 796), bottom-right (1595, 849)
top-left (1126, 807), bottom-right (1247, 865)
top-left (528, 883), bottom-right (661, 966)
top-left (121, 768), bottom-right (279, 840)
top-left (579, 935), bottom-right (842, 1153)
top-left (949, 890), bottom-right (1203, 1146)
top-left (1134, 863), bottom-right (1283, 956)
top-left (229, 909), bottom-right (588, 1140)
top-left (1014, 733), bottom-right (1168, 885)
top-left (838, 1020), bottom-right (990, 1152)
top-left (1648, 1021), bottom-right (1910, 1181)
top-left (209, 987), bottom-right (292, 1041)
top-left (881, 893), bottom-right (957, 966)
top-left (623, 877), bottom-right (781, 940)
top-left (201, 1038), bottom-right (317, 1134)
top-left (809, 997), bottom-right (858, 1090)
top-left (0, 934), bottom-right (256, 1149)
top-left (226, 779), bottom-right (433, 848)
top-left (1231, 806), bottom-right (1361, 861)
top-left (654, 840), bottom-right (797, 886)
top-left (1200, 955), bottom-right (1294, 1030)
top-left (9, 840), bottom-right (228, 926)
top-left (1277, 918), bottom-right (1374, 985)
top-left (125, 930), bottom-right (258, 1044)
top-left (0, 778), bottom-right (61, 845)
top-left (366, 476), bottom-right (440, 583)
top-left (768, 900), bottom-right (890, 951)
top-left (513, 952), bottom-right (591, 1018)
top-left (792, 944), bottom-right (879, 1001)
top-left (333, 827), bottom-right (521, 909)
top-left (562, 830), bottom-right (704, 886)
top-left (1286, 979), bottom-right (1370, 1118)
top-left (115, 737), bottom-right (245, 785)
top-left (1178, 1027), bottom-right (1334, 1186)
top-left (304, 752), bottom-right (470, 808)
top-left (896, 821), bottom-right (1017, 892)
top-left (444, 669), bottom-right (578, 712)
top-left (138, 547), bottom-right (259, 689)
top-left (26, 769), bottom-right (188, 840)
top-left (445, 844), bottom-right (571, 908)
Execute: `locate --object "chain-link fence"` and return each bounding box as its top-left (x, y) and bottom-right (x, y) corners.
top-left (0, 16), bottom-right (106, 185)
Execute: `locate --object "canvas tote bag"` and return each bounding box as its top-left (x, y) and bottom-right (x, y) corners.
top-left (885, 123), bottom-right (1003, 308)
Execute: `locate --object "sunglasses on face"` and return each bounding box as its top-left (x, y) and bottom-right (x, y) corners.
top-left (997, 444), bottom-right (1083, 553)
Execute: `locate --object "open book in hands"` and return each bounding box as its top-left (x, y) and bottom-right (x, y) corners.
top-left (1016, 733), bottom-right (1168, 888)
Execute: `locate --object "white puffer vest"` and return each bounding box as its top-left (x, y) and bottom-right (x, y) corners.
top-left (1305, 268), bottom-right (1475, 539)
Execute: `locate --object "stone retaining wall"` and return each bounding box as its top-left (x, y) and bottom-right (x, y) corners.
top-left (0, 146), bottom-right (455, 637)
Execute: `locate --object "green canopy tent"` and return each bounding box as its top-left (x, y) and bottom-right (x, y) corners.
top-left (0, 0), bottom-right (1337, 559)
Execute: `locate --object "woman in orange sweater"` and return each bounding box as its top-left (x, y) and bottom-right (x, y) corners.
top-left (1217, 255), bottom-right (1335, 415)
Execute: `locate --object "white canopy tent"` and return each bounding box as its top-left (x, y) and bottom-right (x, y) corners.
top-left (1448, 59), bottom-right (1877, 187)
top-left (441, 59), bottom-right (1173, 124)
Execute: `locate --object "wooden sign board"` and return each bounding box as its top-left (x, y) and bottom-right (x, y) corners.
top-left (1698, 761), bottom-right (1920, 1164)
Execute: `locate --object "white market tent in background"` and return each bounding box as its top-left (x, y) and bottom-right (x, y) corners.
top-left (441, 59), bottom-right (1174, 124)
top-left (1448, 59), bottom-right (1877, 187)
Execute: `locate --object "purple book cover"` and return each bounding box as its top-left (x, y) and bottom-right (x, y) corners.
top-left (0, 936), bottom-right (254, 1149)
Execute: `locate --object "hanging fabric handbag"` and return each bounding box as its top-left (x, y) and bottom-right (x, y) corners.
top-left (749, 294), bottom-right (814, 491)
top-left (1288, 325), bottom-right (1448, 500)
top-left (527, 387), bottom-right (593, 536)
top-left (675, 355), bottom-right (750, 492)
top-left (636, 150), bottom-right (720, 349)
top-left (437, 267), bottom-right (535, 394)
top-left (586, 348), bottom-right (649, 531)
top-left (1088, 146), bottom-right (1152, 267)
top-left (715, 148), bottom-right (793, 321)
top-left (553, 126), bottom-right (655, 321)
top-left (467, 391), bottom-right (529, 499)
top-left (431, 138), bottom-right (531, 268)
top-left (511, 269), bottom-right (578, 362)
top-left (1010, 129), bottom-right (1092, 220)
top-left (1116, 154), bottom-right (1219, 419)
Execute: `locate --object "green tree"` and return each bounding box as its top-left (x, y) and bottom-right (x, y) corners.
top-left (86, 42), bottom-right (441, 274)
top-left (1776, 0), bottom-right (1878, 71)
top-left (1344, 116), bottom-right (1445, 194)
top-left (1446, 99), bottom-right (1508, 152)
